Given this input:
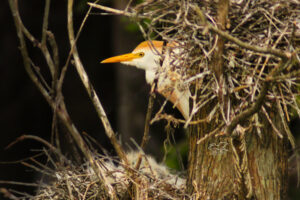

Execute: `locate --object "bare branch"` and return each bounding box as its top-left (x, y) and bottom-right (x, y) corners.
top-left (41, 0), bottom-right (50, 46)
top-left (225, 59), bottom-right (292, 135)
top-left (135, 89), bottom-right (155, 171)
top-left (140, 91), bottom-right (155, 150)
top-left (193, 6), bottom-right (292, 59)
top-left (0, 181), bottom-right (38, 187)
top-left (8, 0), bottom-right (52, 106)
top-left (88, 2), bottom-right (134, 17)
top-left (67, 0), bottom-right (129, 174)
top-left (9, 1), bottom-right (119, 197)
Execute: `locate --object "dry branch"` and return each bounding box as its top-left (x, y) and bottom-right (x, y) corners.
top-left (67, 0), bottom-right (128, 166)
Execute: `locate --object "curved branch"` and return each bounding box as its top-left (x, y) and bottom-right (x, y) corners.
top-left (208, 24), bottom-right (291, 59)
top-left (225, 59), bottom-right (292, 134)
top-left (67, 0), bottom-right (128, 165)
top-left (8, 0), bottom-right (52, 106)
top-left (194, 6), bottom-right (291, 59)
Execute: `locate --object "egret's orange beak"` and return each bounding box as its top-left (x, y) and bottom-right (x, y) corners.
top-left (101, 53), bottom-right (139, 63)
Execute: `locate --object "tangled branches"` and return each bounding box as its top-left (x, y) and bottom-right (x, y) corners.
top-left (33, 148), bottom-right (186, 199)
top-left (90, 0), bottom-right (300, 140)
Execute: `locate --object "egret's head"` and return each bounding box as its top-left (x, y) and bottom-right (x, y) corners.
top-left (101, 41), bottom-right (163, 71)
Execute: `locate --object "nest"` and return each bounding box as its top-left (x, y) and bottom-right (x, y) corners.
top-left (90, 0), bottom-right (300, 135)
top-left (31, 150), bottom-right (186, 200)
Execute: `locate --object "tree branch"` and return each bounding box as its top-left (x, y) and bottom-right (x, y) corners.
top-left (134, 90), bottom-right (155, 171)
top-left (9, 1), bottom-right (119, 198)
top-left (88, 2), bottom-right (134, 17)
top-left (67, 0), bottom-right (128, 166)
top-left (225, 58), bottom-right (292, 134)
top-left (41, 0), bottom-right (50, 46)
top-left (194, 6), bottom-right (291, 59)
top-left (8, 0), bottom-right (52, 106)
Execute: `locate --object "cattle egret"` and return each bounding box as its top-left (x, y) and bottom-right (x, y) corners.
top-left (101, 40), bottom-right (190, 120)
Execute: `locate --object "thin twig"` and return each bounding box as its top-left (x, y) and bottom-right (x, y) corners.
top-left (0, 181), bottom-right (39, 187)
top-left (88, 2), bottom-right (135, 17)
top-left (47, 31), bottom-right (59, 79)
top-left (5, 134), bottom-right (70, 164)
top-left (135, 90), bottom-right (155, 171)
top-left (58, 0), bottom-right (99, 92)
top-left (225, 59), bottom-right (292, 134)
top-left (41, 0), bottom-right (50, 46)
top-left (193, 6), bottom-right (291, 59)
top-left (8, 0), bottom-right (52, 106)
top-left (0, 152), bottom-right (44, 165)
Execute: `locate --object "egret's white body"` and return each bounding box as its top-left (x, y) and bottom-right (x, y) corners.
top-left (101, 40), bottom-right (190, 120)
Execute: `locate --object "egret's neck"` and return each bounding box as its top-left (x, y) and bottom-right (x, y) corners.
top-left (145, 70), bottom-right (157, 85)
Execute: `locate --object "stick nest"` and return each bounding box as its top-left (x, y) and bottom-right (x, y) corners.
top-left (33, 150), bottom-right (186, 200)
top-left (126, 0), bottom-right (300, 136)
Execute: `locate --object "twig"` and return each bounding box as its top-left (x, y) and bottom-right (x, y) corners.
top-left (0, 188), bottom-right (19, 200)
top-left (208, 24), bottom-right (291, 59)
top-left (47, 31), bottom-right (59, 80)
top-left (10, 1), bottom-right (37, 45)
top-left (8, 0), bottom-right (52, 106)
top-left (152, 113), bottom-right (208, 125)
top-left (140, 89), bottom-right (155, 150)
top-left (5, 134), bottom-right (70, 164)
top-left (41, 0), bottom-right (50, 46)
top-left (135, 89), bottom-right (155, 171)
top-left (11, 0), bottom-right (56, 79)
top-left (56, 101), bottom-right (118, 199)
top-left (29, 157), bottom-right (53, 173)
top-left (261, 107), bottom-right (283, 138)
top-left (0, 181), bottom-right (39, 187)
top-left (0, 152), bottom-right (44, 165)
top-left (196, 123), bottom-right (224, 144)
top-left (58, 0), bottom-right (99, 92)
top-left (225, 59), bottom-right (292, 134)
top-left (29, 59), bottom-right (51, 92)
top-left (125, 0), bottom-right (134, 12)
top-left (193, 6), bottom-right (291, 59)
top-left (21, 161), bottom-right (54, 177)
top-left (66, 179), bottom-right (75, 200)
top-left (88, 2), bottom-right (135, 17)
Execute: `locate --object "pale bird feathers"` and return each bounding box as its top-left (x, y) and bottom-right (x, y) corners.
top-left (101, 40), bottom-right (190, 120)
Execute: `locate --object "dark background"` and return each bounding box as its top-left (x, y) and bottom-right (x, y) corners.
top-left (0, 0), bottom-right (299, 199)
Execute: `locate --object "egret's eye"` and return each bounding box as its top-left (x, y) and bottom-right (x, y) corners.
top-left (137, 52), bottom-right (145, 57)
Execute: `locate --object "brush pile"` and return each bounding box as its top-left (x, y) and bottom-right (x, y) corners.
top-left (131, 0), bottom-right (299, 133)
top-left (96, 0), bottom-right (300, 135)
top-left (32, 151), bottom-right (185, 200)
